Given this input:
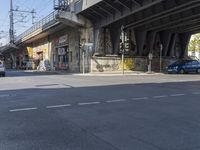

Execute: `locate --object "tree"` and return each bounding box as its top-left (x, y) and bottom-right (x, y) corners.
top-left (188, 33), bottom-right (200, 52)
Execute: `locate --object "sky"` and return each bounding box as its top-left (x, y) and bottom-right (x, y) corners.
top-left (0, 0), bottom-right (54, 45)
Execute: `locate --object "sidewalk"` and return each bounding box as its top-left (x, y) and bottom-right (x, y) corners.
top-left (7, 69), bottom-right (165, 76)
top-left (74, 71), bottom-right (164, 76)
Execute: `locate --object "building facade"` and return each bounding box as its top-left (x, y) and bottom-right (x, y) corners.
top-left (2, 0), bottom-right (200, 73)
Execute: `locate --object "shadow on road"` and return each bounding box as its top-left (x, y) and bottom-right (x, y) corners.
top-left (4, 69), bottom-right (72, 77)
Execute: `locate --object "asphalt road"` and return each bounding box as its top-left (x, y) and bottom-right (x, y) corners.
top-left (0, 70), bottom-right (200, 150)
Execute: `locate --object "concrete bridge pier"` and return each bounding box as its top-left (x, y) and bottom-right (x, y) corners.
top-left (178, 33), bottom-right (191, 58)
top-left (135, 30), bottom-right (147, 56)
top-left (168, 33), bottom-right (178, 57)
top-left (109, 24), bottom-right (121, 55)
top-left (94, 28), bottom-right (105, 56)
top-left (146, 31), bottom-right (157, 55)
top-left (10, 52), bottom-right (16, 69)
top-left (159, 31), bottom-right (172, 57)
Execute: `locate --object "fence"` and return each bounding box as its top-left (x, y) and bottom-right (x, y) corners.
top-left (15, 10), bottom-right (59, 43)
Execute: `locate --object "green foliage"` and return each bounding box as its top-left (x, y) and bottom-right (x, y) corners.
top-left (189, 33), bottom-right (200, 52)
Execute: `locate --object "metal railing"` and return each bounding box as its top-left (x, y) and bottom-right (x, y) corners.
top-left (15, 10), bottom-right (59, 43)
top-left (74, 0), bottom-right (83, 13)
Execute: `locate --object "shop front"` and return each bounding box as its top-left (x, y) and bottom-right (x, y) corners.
top-left (53, 34), bottom-right (70, 71)
top-left (32, 39), bottom-right (50, 70)
top-left (16, 48), bottom-right (29, 69)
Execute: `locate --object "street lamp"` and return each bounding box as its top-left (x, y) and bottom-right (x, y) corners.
top-left (148, 52), bottom-right (153, 73)
top-left (159, 44), bottom-right (163, 72)
top-left (121, 25), bottom-right (125, 75)
top-left (81, 39), bottom-right (86, 74)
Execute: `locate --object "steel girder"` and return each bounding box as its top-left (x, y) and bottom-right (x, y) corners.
top-left (79, 0), bottom-right (200, 34)
top-left (79, 0), bottom-right (163, 26)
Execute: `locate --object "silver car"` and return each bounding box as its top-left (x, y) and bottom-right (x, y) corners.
top-left (0, 61), bottom-right (5, 77)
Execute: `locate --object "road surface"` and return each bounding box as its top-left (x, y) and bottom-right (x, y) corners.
top-left (0, 70), bottom-right (200, 150)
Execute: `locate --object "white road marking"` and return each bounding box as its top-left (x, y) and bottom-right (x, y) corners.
top-left (153, 95), bottom-right (168, 99)
top-left (131, 97), bottom-right (149, 100)
top-left (46, 104), bottom-right (72, 109)
top-left (192, 92), bottom-right (200, 95)
top-left (9, 107), bottom-right (38, 112)
top-left (106, 99), bottom-right (127, 103)
top-left (170, 94), bottom-right (185, 97)
top-left (78, 101), bottom-right (101, 106)
top-left (0, 94), bottom-right (10, 98)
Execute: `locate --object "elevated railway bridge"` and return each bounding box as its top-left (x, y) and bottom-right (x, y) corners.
top-left (77, 0), bottom-right (200, 58)
top-left (0, 0), bottom-right (200, 72)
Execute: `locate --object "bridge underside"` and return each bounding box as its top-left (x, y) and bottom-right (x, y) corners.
top-left (79, 0), bottom-right (200, 58)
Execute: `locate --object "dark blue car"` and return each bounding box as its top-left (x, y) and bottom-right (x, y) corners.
top-left (167, 60), bottom-right (200, 74)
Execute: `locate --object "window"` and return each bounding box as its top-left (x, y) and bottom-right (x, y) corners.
top-left (192, 61), bottom-right (199, 65)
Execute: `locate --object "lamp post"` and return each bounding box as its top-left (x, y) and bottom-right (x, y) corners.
top-left (81, 39), bottom-right (86, 74)
top-left (121, 25), bottom-right (125, 75)
top-left (148, 53), bottom-right (153, 73)
top-left (159, 44), bottom-right (163, 72)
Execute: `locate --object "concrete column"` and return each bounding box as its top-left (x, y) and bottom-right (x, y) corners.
top-left (146, 31), bottom-right (157, 55)
top-left (94, 28), bottom-right (105, 56)
top-left (110, 25), bottom-right (121, 54)
top-left (179, 33), bottom-right (191, 58)
top-left (168, 33), bottom-right (178, 57)
top-left (129, 28), bottom-right (137, 55)
top-left (10, 52), bottom-right (16, 69)
top-left (104, 28), bottom-right (113, 55)
top-left (159, 31), bottom-right (172, 57)
top-left (135, 30), bottom-right (147, 56)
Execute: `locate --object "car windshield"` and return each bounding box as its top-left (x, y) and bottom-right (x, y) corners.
top-left (172, 60), bottom-right (192, 65)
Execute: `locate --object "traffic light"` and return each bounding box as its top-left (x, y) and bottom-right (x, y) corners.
top-left (120, 42), bottom-right (124, 51)
top-left (79, 43), bottom-right (83, 49)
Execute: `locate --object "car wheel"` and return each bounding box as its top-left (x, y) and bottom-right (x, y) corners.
top-left (1, 72), bottom-right (5, 77)
top-left (179, 69), bottom-right (185, 74)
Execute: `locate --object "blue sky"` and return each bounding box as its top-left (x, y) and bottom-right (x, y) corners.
top-left (0, 0), bottom-right (54, 45)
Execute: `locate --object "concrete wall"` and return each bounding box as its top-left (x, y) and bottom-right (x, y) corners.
top-left (81, 0), bottom-right (102, 11)
top-left (91, 56), bottom-right (146, 72)
top-left (90, 56), bottom-right (178, 73)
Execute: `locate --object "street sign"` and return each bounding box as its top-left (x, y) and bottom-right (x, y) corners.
top-left (148, 53), bottom-right (153, 60)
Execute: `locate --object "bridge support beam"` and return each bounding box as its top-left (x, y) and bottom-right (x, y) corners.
top-left (178, 33), bottom-right (191, 58)
top-left (160, 31), bottom-right (172, 57)
top-left (135, 30), bottom-right (147, 56)
top-left (110, 25), bottom-right (121, 55)
top-left (10, 52), bottom-right (16, 69)
top-left (94, 28), bottom-right (105, 56)
top-left (168, 33), bottom-right (178, 57)
top-left (146, 31), bottom-right (157, 55)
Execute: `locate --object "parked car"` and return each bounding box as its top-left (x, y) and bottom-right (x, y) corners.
top-left (167, 59), bottom-right (200, 74)
top-left (0, 61), bottom-right (5, 77)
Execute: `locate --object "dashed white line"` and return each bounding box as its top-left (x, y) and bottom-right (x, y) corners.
top-left (131, 97), bottom-right (149, 100)
top-left (170, 94), bottom-right (185, 97)
top-left (153, 95), bottom-right (168, 99)
top-left (9, 107), bottom-right (38, 112)
top-left (46, 104), bottom-right (72, 109)
top-left (8, 92), bottom-right (194, 112)
top-left (106, 99), bottom-right (127, 103)
top-left (192, 92), bottom-right (200, 95)
top-left (78, 101), bottom-right (101, 106)
top-left (0, 94), bottom-right (10, 98)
